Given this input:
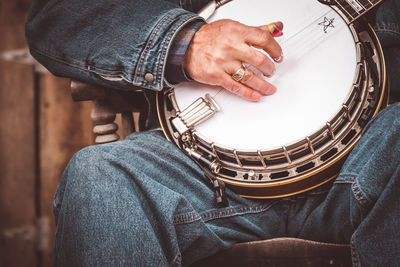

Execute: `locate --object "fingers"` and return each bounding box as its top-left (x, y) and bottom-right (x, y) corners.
top-left (244, 23), bottom-right (283, 61)
top-left (183, 19), bottom-right (283, 102)
top-left (218, 66), bottom-right (276, 101)
top-left (235, 45), bottom-right (275, 76)
top-left (240, 67), bottom-right (276, 95)
top-left (229, 65), bottom-right (276, 94)
top-left (219, 73), bottom-right (262, 102)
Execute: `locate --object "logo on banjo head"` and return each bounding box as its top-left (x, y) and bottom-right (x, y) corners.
top-left (318, 17), bottom-right (335, 33)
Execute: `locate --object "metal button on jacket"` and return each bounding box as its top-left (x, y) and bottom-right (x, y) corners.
top-left (144, 73), bottom-right (154, 82)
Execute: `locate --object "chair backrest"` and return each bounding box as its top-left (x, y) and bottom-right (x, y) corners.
top-left (70, 80), bottom-right (145, 143)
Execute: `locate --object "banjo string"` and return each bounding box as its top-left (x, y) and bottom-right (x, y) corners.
top-left (278, 9), bottom-right (344, 58)
top-left (279, 9), bottom-right (333, 47)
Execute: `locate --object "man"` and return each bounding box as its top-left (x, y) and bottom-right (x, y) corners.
top-left (25, 0), bottom-right (400, 266)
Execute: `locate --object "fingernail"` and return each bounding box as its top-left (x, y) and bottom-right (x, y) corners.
top-left (273, 53), bottom-right (284, 63)
top-left (251, 92), bottom-right (263, 101)
top-left (265, 68), bottom-right (275, 78)
top-left (264, 85), bottom-right (276, 96)
top-left (267, 22), bottom-right (283, 37)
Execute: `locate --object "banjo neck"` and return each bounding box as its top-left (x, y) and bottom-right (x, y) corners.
top-left (327, 0), bottom-right (383, 24)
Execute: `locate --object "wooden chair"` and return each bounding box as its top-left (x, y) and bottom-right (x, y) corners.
top-left (70, 80), bottom-right (146, 143)
top-left (70, 80), bottom-right (352, 267)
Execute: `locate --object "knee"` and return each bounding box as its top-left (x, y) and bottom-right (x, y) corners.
top-left (57, 144), bottom-right (122, 205)
top-left (364, 102), bottom-right (400, 134)
top-left (52, 145), bottom-right (108, 220)
top-left (54, 144), bottom-right (137, 221)
top-left (65, 145), bottom-right (110, 184)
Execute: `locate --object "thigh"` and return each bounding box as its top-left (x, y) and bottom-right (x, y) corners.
top-left (111, 130), bottom-right (295, 241)
top-left (54, 130), bottom-right (294, 266)
top-left (286, 103), bottom-right (400, 244)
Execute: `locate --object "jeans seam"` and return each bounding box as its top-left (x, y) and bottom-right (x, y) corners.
top-left (350, 235), bottom-right (360, 267)
top-left (170, 251), bottom-right (182, 267)
top-left (200, 202), bottom-right (278, 222)
top-left (172, 202), bottom-right (279, 225)
top-left (336, 174), bottom-right (372, 207)
top-left (351, 180), bottom-right (372, 208)
top-left (334, 174), bottom-right (357, 183)
top-left (173, 211), bottom-right (202, 225)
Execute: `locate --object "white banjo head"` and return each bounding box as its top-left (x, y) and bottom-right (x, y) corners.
top-left (173, 0), bottom-right (357, 151)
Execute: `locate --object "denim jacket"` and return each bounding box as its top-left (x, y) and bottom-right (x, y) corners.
top-left (26, 0), bottom-right (209, 92)
top-left (26, 0), bottom-right (400, 99)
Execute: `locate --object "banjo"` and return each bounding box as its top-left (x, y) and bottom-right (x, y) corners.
top-left (157, 0), bottom-right (387, 204)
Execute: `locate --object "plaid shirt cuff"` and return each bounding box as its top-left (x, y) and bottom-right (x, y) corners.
top-left (165, 20), bottom-right (205, 85)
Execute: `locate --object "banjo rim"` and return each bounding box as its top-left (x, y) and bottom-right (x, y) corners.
top-left (156, 4), bottom-right (388, 198)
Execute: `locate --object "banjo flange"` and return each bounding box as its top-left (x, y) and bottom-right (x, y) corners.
top-left (156, 0), bottom-right (387, 201)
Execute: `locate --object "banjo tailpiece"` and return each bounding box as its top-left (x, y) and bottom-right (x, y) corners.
top-left (157, 0), bottom-right (387, 205)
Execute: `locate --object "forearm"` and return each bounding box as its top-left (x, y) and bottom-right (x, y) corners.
top-left (26, 0), bottom-right (205, 91)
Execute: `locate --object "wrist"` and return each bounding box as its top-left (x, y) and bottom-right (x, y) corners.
top-left (164, 20), bottom-right (206, 85)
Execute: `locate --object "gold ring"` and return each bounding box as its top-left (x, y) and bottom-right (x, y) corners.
top-left (232, 67), bottom-right (246, 82)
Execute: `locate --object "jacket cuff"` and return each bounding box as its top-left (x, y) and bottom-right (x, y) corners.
top-left (164, 20), bottom-right (205, 85)
top-left (131, 10), bottom-right (205, 91)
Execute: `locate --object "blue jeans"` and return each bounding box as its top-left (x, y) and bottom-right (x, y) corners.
top-left (374, 0), bottom-right (400, 102)
top-left (53, 1), bottom-right (400, 266)
top-left (54, 102), bottom-right (400, 267)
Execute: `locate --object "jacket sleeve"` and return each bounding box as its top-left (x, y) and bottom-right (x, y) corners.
top-left (25, 0), bottom-right (208, 91)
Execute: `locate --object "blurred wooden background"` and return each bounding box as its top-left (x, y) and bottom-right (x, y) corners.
top-left (0, 0), bottom-right (94, 266)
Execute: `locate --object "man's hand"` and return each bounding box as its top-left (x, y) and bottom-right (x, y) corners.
top-left (183, 19), bottom-right (283, 102)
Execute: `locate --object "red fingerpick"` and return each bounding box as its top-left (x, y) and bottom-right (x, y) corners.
top-left (267, 22), bottom-right (283, 37)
